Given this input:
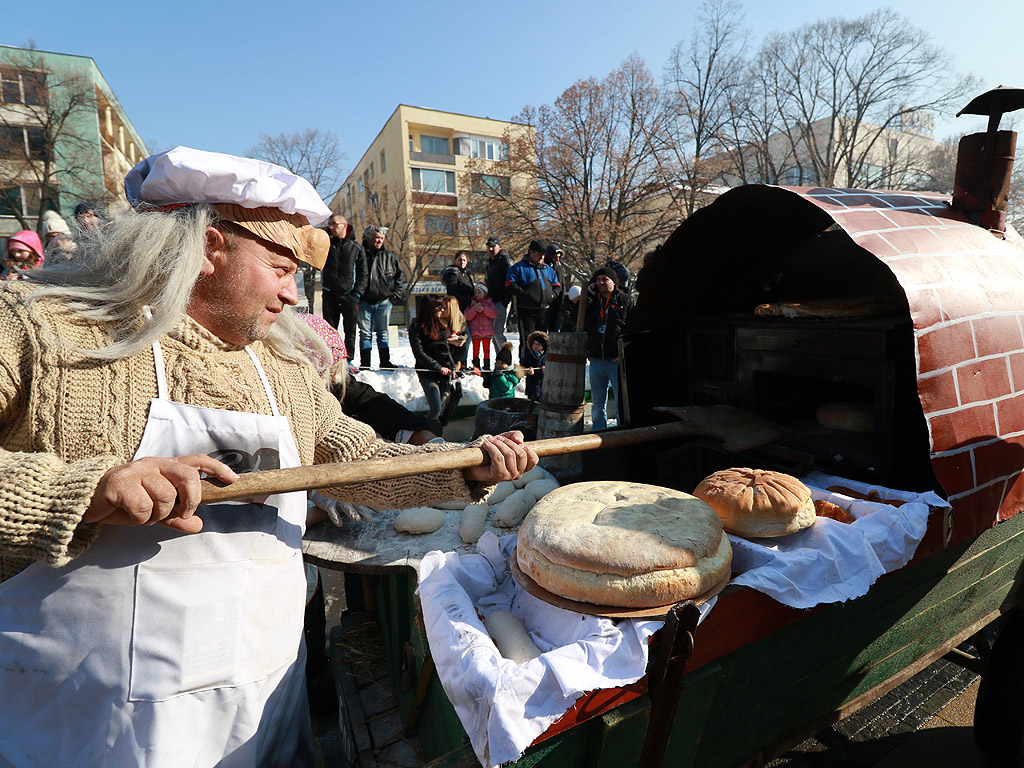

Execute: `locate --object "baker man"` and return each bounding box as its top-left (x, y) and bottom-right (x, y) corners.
top-left (0, 146), bottom-right (536, 768)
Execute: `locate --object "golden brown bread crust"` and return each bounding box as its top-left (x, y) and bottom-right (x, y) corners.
top-left (813, 499), bottom-right (855, 524)
top-left (693, 468), bottom-right (815, 537)
top-left (516, 482), bottom-right (731, 607)
top-left (754, 295), bottom-right (905, 319)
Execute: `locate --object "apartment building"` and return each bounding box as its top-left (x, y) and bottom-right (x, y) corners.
top-left (0, 45), bottom-right (146, 244)
top-left (331, 105), bottom-right (535, 291)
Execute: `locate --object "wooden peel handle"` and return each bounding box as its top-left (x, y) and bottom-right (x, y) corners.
top-left (198, 421), bottom-right (695, 503)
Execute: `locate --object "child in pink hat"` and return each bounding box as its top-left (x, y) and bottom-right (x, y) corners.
top-left (4, 230), bottom-right (44, 278)
top-left (464, 283), bottom-right (497, 371)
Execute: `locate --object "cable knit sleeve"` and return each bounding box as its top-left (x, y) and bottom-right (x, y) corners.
top-left (311, 382), bottom-right (491, 509)
top-left (0, 290), bottom-right (121, 572)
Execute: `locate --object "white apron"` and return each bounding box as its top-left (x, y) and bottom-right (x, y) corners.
top-left (0, 340), bottom-right (313, 768)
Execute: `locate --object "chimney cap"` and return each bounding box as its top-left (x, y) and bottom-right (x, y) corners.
top-left (956, 86), bottom-right (1024, 121)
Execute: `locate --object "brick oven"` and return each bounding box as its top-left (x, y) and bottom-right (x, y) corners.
top-left (622, 183), bottom-right (1024, 547)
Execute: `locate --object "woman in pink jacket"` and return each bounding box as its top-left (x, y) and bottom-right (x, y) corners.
top-left (464, 283), bottom-right (497, 371)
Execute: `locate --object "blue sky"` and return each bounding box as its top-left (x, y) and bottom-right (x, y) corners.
top-left (5, 0), bottom-right (1022, 171)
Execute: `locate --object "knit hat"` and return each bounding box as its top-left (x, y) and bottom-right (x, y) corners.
top-left (7, 230), bottom-right (43, 261)
top-left (544, 243), bottom-right (563, 260)
top-left (73, 201), bottom-right (104, 219)
top-left (474, 282), bottom-right (488, 296)
top-left (567, 285), bottom-right (582, 301)
top-left (486, 236), bottom-right (500, 246)
top-left (593, 265), bottom-right (619, 285)
top-left (496, 342), bottom-right (514, 366)
top-left (42, 210), bottom-right (71, 237)
top-left (295, 312), bottom-right (348, 366)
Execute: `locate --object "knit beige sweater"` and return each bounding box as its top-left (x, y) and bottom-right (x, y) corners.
top-left (0, 283), bottom-right (480, 581)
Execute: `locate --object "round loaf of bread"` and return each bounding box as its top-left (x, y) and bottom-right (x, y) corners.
top-left (693, 468), bottom-right (814, 537)
top-left (516, 482), bottom-right (731, 608)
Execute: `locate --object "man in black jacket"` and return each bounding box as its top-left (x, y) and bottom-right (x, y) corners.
top-left (544, 243), bottom-right (567, 332)
top-left (358, 225), bottom-right (408, 369)
top-left (584, 265), bottom-right (634, 430)
top-left (322, 214), bottom-right (367, 355)
top-left (484, 236), bottom-right (513, 348)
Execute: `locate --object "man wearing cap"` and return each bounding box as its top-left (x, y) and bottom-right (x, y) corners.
top-left (322, 213), bottom-right (367, 355)
top-left (583, 265), bottom-right (634, 430)
top-left (504, 239), bottom-right (561, 361)
top-left (544, 243), bottom-right (566, 332)
top-left (0, 146), bottom-right (536, 767)
top-left (359, 224), bottom-right (407, 369)
top-left (484, 235), bottom-right (513, 348)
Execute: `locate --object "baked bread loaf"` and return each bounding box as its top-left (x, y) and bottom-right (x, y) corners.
top-left (814, 499), bottom-right (855, 524)
top-left (693, 468), bottom-right (815, 537)
top-left (754, 295), bottom-right (904, 319)
top-left (516, 482), bottom-right (731, 608)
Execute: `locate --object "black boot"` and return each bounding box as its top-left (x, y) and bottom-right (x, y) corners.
top-left (378, 346), bottom-right (394, 369)
top-left (482, 358), bottom-right (490, 370)
top-left (359, 348), bottom-right (371, 370)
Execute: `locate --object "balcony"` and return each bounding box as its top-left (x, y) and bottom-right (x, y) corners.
top-left (412, 191), bottom-right (458, 206)
top-left (409, 150), bottom-right (455, 165)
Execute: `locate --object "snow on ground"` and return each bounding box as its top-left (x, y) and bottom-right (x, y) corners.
top-left (352, 327), bottom-right (527, 413)
top-left (350, 326), bottom-right (616, 428)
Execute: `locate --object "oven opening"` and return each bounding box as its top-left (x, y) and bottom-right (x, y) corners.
top-left (752, 371), bottom-right (874, 428)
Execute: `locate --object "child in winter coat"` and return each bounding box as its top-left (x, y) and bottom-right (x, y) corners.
top-left (481, 342), bottom-right (522, 399)
top-left (522, 330), bottom-right (547, 401)
top-left (464, 283), bottom-right (497, 371)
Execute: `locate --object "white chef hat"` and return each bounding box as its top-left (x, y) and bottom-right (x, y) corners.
top-left (124, 146), bottom-right (331, 268)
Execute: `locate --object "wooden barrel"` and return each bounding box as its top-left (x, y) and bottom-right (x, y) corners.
top-left (473, 397), bottom-right (538, 441)
top-left (537, 332), bottom-right (588, 480)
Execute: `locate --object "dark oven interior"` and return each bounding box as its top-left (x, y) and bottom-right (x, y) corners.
top-left (620, 222), bottom-right (938, 496)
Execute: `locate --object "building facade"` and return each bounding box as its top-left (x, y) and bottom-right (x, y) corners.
top-left (0, 45), bottom-right (146, 245)
top-left (331, 105), bottom-right (535, 292)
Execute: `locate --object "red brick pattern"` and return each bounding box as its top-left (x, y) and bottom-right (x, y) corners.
top-left (792, 187), bottom-right (1024, 542)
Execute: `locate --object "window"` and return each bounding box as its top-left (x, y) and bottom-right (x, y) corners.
top-left (411, 167), bottom-right (456, 194)
top-left (0, 69), bottom-right (47, 106)
top-left (0, 125), bottom-right (50, 161)
top-left (0, 185), bottom-right (59, 217)
top-left (363, 169), bottom-right (369, 189)
top-left (424, 214), bottom-right (455, 235)
top-left (467, 214), bottom-right (487, 235)
top-left (420, 134), bottom-right (449, 155)
top-left (409, 134), bottom-right (414, 152)
top-left (357, 178), bottom-right (363, 194)
top-left (471, 173), bottom-right (510, 196)
top-left (369, 162), bottom-right (375, 181)
top-left (470, 137), bottom-right (506, 161)
top-left (380, 150), bottom-right (386, 173)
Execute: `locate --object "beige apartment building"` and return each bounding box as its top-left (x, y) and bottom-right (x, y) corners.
top-left (331, 105), bottom-right (535, 290)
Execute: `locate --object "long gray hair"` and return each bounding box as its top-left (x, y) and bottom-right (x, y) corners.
top-left (26, 204), bottom-right (330, 369)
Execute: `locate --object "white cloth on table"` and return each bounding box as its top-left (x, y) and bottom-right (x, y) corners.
top-left (727, 472), bottom-right (945, 609)
top-left (417, 532), bottom-right (715, 768)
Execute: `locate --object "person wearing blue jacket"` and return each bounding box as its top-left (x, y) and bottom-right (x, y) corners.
top-left (504, 239), bottom-right (561, 361)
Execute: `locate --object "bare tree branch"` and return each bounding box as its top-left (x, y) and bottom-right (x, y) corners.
top-left (247, 128), bottom-right (347, 201)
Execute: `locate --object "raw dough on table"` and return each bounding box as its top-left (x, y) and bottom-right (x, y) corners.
top-left (460, 502), bottom-right (489, 544)
top-left (493, 488), bottom-right (535, 528)
top-left (394, 507), bottom-right (446, 534)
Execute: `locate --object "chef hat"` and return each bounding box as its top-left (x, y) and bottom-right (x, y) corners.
top-left (124, 146), bottom-right (332, 269)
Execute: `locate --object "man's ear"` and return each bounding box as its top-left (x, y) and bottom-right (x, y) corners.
top-left (202, 226), bottom-right (227, 276)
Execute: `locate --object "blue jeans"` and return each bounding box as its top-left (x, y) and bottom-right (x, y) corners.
top-left (589, 357), bottom-right (619, 431)
top-left (357, 299), bottom-right (391, 351)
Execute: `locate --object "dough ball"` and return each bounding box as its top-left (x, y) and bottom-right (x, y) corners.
top-left (513, 466), bottom-right (548, 489)
top-left (487, 481), bottom-right (516, 505)
top-left (393, 507), bottom-right (445, 534)
top-left (524, 478), bottom-right (560, 503)
top-left (483, 611), bottom-right (542, 664)
top-left (459, 502), bottom-right (489, 544)
top-left (493, 488), bottom-right (535, 528)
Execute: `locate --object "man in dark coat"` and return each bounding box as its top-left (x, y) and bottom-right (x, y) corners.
top-left (484, 236), bottom-right (513, 348)
top-left (358, 225), bottom-right (407, 369)
top-left (583, 265), bottom-right (634, 430)
top-left (505, 239), bottom-right (561, 361)
top-left (322, 214), bottom-right (367, 355)
top-left (544, 243), bottom-right (567, 332)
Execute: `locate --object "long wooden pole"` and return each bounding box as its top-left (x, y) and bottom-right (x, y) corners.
top-left (199, 420), bottom-right (698, 503)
